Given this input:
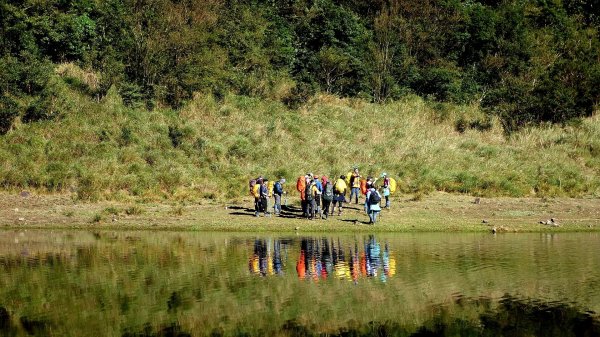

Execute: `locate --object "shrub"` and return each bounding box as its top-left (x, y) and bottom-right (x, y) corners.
top-left (0, 95), bottom-right (20, 135)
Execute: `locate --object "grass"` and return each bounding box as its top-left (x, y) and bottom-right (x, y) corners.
top-left (0, 63), bottom-right (599, 202)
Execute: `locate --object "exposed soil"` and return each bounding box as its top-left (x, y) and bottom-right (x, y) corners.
top-left (1, 191), bottom-right (599, 232)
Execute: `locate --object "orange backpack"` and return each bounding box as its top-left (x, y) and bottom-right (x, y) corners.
top-left (296, 176), bottom-right (306, 200)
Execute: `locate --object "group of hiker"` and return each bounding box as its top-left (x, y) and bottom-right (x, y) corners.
top-left (249, 167), bottom-right (397, 224)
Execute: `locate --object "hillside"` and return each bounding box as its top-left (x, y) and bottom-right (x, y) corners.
top-left (1, 65), bottom-right (598, 201)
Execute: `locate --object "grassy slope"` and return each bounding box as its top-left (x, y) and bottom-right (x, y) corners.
top-left (0, 64), bottom-right (599, 202)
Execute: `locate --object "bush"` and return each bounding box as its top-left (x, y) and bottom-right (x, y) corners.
top-left (0, 95), bottom-right (20, 135)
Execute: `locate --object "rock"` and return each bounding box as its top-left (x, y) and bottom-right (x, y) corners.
top-left (491, 227), bottom-right (497, 234)
top-left (482, 219), bottom-right (489, 224)
top-left (18, 218), bottom-right (25, 222)
top-left (539, 218), bottom-right (559, 226)
top-left (474, 197), bottom-right (481, 204)
top-left (20, 191), bottom-right (30, 198)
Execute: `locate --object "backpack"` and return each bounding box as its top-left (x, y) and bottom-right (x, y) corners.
top-left (274, 181), bottom-right (283, 195)
top-left (389, 178), bottom-right (397, 194)
top-left (252, 184), bottom-right (261, 198)
top-left (296, 176), bottom-right (305, 192)
top-left (323, 182), bottom-right (334, 201)
top-left (249, 179), bottom-right (257, 196)
top-left (334, 179), bottom-right (346, 194)
top-left (305, 184), bottom-right (314, 201)
top-left (369, 190), bottom-right (381, 205)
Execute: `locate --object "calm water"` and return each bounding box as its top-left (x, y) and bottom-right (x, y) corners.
top-left (0, 230), bottom-right (599, 336)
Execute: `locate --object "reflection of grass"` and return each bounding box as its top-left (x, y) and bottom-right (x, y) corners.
top-left (0, 231), bottom-right (598, 336)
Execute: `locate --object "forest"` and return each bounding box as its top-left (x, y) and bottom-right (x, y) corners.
top-left (1, 0), bottom-right (598, 134)
top-left (0, 0), bottom-right (599, 200)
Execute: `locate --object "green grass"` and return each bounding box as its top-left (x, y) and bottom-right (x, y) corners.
top-left (1, 63), bottom-right (599, 202)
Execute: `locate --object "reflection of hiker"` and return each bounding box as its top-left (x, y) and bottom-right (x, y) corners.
top-left (349, 167), bottom-right (361, 204)
top-left (273, 178), bottom-right (285, 215)
top-left (273, 240), bottom-right (283, 275)
top-left (366, 236), bottom-right (381, 277)
top-left (333, 175), bottom-right (347, 216)
top-left (365, 185), bottom-right (381, 224)
top-left (297, 250), bottom-right (306, 279)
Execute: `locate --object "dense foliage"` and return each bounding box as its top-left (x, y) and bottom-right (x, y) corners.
top-left (1, 0), bottom-right (598, 133)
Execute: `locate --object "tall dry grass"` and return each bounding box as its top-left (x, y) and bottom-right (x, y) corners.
top-left (0, 64), bottom-right (598, 201)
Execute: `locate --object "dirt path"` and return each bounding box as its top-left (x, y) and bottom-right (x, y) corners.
top-left (1, 191), bottom-right (599, 232)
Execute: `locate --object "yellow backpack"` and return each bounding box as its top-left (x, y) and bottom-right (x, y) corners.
top-left (335, 179), bottom-right (347, 194)
top-left (389, 178), bottom-right (397, 194)
top-left (252, 184), bottom-right (260, 198)
top-left (267, 181), bottom-right (274, 197)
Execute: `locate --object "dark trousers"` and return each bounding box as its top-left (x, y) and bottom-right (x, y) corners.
top-left (322, 199), bottom-right (332, 216)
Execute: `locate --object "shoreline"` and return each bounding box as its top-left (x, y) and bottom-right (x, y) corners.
top-left (1, 192), bottom-right (599, 233)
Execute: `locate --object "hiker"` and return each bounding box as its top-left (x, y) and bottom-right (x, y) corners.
top-left (304, 179), bottom-right (318, 219)
top-left (252, 178), bottom-right (263, 217)
top-left (321, 176), bottom-right (333, 219)
top-left (365, 185), bottom-right (382, 224)
top-left (349, 167), bottom-right (361, 204)
top-left (381, 173), bottom-right (391, 209)
top-left (260, 179), bottom-right (270, 217)
top-left (333, 175), bottom-right (347, 216)
top-left (297, 175), bottom-right (308, 217)
top-left (273, 178), bottom-right (285, 215)
top-left (314, 175), bottom-right (323, 216)
top-left (363, 179), bottom-right (372, 214)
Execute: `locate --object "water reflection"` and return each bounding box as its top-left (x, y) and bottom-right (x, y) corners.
top-left (248, 235), bottom-right (396, 283)
top-left (0, 230), bottom-right (598, 337)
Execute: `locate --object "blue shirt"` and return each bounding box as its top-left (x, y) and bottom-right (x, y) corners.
top-left (315, 180), bottom-right (323, 192)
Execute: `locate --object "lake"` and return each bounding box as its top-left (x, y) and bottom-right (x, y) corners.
top-left (0, 230), bottom-right (598, 336)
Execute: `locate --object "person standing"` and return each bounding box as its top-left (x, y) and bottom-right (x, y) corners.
top-left (297, 175), bottom-right (308, 218)
top-left (273, 178), bottom-right (285, 215)
top-left (253, 178), bottom-right (263, 217)
top-left (321, 178), bottom-right (334, 219)
top-left (260, 179), bottom-right (271, 217)
top-left (365, 185), bottom-right (382, 224)
top-left (381, 173), bottom-right (391, 209)
top-left (349, 167), bottom-right (361, 204)
top-left (310, 179), bottom-right (321, 219)
top-left (314, 175), bottom-right (323, 217)
top-left (333, 175), bottom-right (347, 216)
